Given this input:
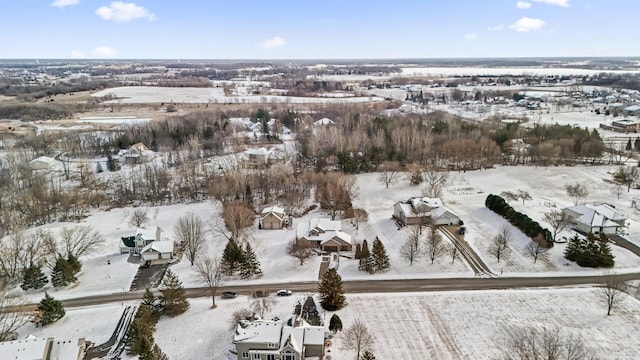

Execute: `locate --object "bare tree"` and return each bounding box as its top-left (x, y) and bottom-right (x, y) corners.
top-left (341, 319), bottom-right (375, 360)
top-left (43, 226), bottom-right (104, 264)
top-left (422, 167), bottom-right (448, 198)
top-left (613, 165), bottom-right (639, 192)
top-left (174, 212), bottom-right (207, 266)
top-left (448, 243), bottom-right (460, 264)
top-left (315, 173), bottom-right (358, 220)
top-left (499, 326), bottom-right (591, 360)
top-left (377, 162), bottom-right (400, 189)
top-left (229, 308), bottom-right (255, 330)
top-left (350, 208), bottom-right (369, 234)
top-left (599, 276), bottom-right (623, 316)
top-left (612, 183), bottom-right (624, 200)
top-left (526, 242), bottom-right (548, 264)
top-left (193, 256), bottom-right (224, 309)
top-left (251, 296), bottom-right (276, 319)
top-left (500, 191), bottom-right (519, 203)
top-left (543, 210), bottom-right (568, 242)
top-left (565, 183), bottom-right (588, 205)
top-left (426, 227), bottom-right (445, 264)
top-left (288, 239), bottom-right (316, 266)
top-left (0, 291), bottom-right (30, 342)
top-left (516, 190), bottom-right (532, 205)
top-left (222, 201), bottom-right (256, 240)
top-left (128, 209), bottom-right (150, 228)
top-left (488, 226), bottom-right (512, 263)
top-left (400, 227), bottom-right (422, 266)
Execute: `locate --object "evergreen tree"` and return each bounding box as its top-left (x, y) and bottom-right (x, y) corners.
top-left (361, 239), bottom-right (370, 258)
top-left (159, 270), bottom-right (189, 316)
top-left (106, 154), bottom-right (120, 172)
top-left (371, 237), bottom-right (390, 272)
top-left (20, 264), bottom-right (48, 291)
top-left (318, 268), bottom-right (346, 311)
top-left (329, 314), bottom-right (343, 333)
top-left (626, 138), bottom-right (633, 151)
top-left (67, 253), bottom-right (82, 275)
top-left (37, 293), bottom-right (65, 326)
top-left (141, 288), bottom-right (162, 322)
top-left (354, 243), bottom-right (362, 260)
top-left (221, 240), bottom-right (244, 275)
top-left (635, 137), bottom-right (640, 151)
top-left (51, 257), bottom-right (77, 287)
top-left (126, 305), bottom-right (156, 356)
top-left (361, 350), bottom-right (376, 360)
top-left (147, 344), bottom-right (170, 360)
top-left (358, 254), bottom-right (374, 274)
top-left (96, 162), bottom-right (104, 173)
top-left (239, 243), bottom-right (262, 279)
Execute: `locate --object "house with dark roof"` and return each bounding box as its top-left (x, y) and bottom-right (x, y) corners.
top-left (120, 227), bottom-right (162, 255)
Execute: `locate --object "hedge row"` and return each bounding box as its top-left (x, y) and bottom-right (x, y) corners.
top-left (485, 194), bottom-right (553, 248)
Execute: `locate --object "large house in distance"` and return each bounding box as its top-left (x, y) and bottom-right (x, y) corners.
top-left (233, 297), bottom-right (325, 360)
top-left (260, 206), bottom-right (289, 230)
top-left (562, 204), bottom-right (626, 235)
top-left (118, 142), bottom-right (155, 165)
top-left (29, 156), bottom-right (62, 172)
top-left (120, 227), bottom-right (162, 255)
top-left (393, 197), bottom-right (460, 226)
top-left (296, 219), bottom-right (352, 252)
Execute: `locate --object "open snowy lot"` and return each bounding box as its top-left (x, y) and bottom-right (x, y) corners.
top-left (91, 86), bottom-right (382, 104)
top-left (400, 67), bottom-right (640, 77)
top-left (150, 288), bottom-right (640, 360)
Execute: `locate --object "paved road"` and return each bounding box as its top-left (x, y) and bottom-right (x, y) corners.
top-left (59, 272), bottom-right (640, 308)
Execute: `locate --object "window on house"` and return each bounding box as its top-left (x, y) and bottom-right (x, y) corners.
top-left (266, 355), bottom-right (275, 360)
top-left (282, 355), bottom-right (295, 360)
top-left (242, 352), bottom-right (249, 359)
top-left (267, 343), bottom-right (277, 348)
top-left (251, 354), bottom-right (261, 360)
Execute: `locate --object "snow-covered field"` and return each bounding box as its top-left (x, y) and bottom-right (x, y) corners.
top-left (400, 67), bottom-right (640, 77)
top-left (91, 86), bottom-right (382, 104)
top-left (151, 288), bottom-right (640, 360)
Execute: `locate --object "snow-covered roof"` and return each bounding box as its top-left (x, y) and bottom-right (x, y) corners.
top-left (245, 147), bottom-right (271, 156)
top-left (234, 320), bottom-right (283, 343)
top-left (129, 142), bottom-right (149, 151)
top-left (141, 240), bottom-right (174, 254)
top-left (29, 156), bottom-right (61, 170)
top-left (136, 227), bottom-right (157, 241)
top-left (261, 206), bottom-right (285, 221)
top-left (49, 338), bottom-right (84, 359)
top-left (302, 327), bottom-right (325, 346)
top-left (314, 117), bottom-right (335, 126)
top-left (431, 206), bottom-right (458, 220)
top-left (565, 205), bottom-right (622, 229)
top-left (624, 105), bottom-right (640, 112)
top-left (1, 337), bottom-right (49, 359)
top-left (321, 230), bottom-right (352, 245)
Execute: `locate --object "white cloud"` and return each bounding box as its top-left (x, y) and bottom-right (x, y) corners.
top-left (51, 0), bottom-right (79, 7)
top-left (91, 46), bottom-right (119, 58)
top-left (70, 50), bottom-right (85, 58)
top-left (260, 36), bottom-right (286, 49)
top-left (532, 0), bottom-right (569, 7)
top-left (509, 17), bottom-right (546, 32)
top-left (516, 1), bottom-right (532, 9)
top-left (96, 2), bottom-right (155, 22)
top-left (488, 25), bottom-right (504, 31)
top-left (465, 33), bottom-right (478, 41)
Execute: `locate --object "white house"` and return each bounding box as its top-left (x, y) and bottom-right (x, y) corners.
top-left (140, 240), bottom-right (175, 265)
top-left (624, 105), bottom-right (640, 116)
top-left (313, 117), bottom-right (335, 126)
top-left (118, 142), bottom-right (155, 165)
top-left (29, 156), bottom-right (62, 172)
top-left (393, 197), bottom-right (460, 226)
top-left (245, 147), bottom-right (272, 166)
top-left (296, 219), bottom-right (352, 252)
top-left (120, 227), bottom-right (162, 255)
top-left (562, 204), bottom-right (626, 235)
top-left (260, 206), bottom-right (288, 229)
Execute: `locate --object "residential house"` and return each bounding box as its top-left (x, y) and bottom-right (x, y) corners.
top-left (29, 156), bottom-right (62, 172)
top-left (140, 240), bottom-right (175, 265)
top-left (562, 204), bottom-right (626, 235)
top-left (119, 142), bottom-right (155, 165)
top-left (393, 197), bottom-right (460, 226)
top-left (313, 118), bottom-right (335, 126)
top-left (233, 297), bottom-right (325, 360)
top-left (624, 105), bottom-right (640, 116)
top-left (1, 336), bottom-right (87, 360)
top-left (245, 148), bottom-right (272, 167)
top-left (296, 219), bottom-right (352, 252)
top-left (120, 227), bottom-right (162, 255)
top-left (260, 206), bottom-right (289, 230)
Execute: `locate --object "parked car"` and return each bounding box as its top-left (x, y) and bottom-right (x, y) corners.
top-left (221, 291), bottom-right (237, 299)
top-left (458, 226), bottom-right (467, 235)
top-left (253, 290), bottom-right (269, 298)
top-left (276, 289), bottom-right (293, 297)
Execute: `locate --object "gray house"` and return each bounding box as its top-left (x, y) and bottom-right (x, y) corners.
top-left (393, 197), bottom-right (460, 226)
top-left (233, 296), bottom-right (325, 359)
top-left (562, 204), bottom-right (626, 235)
top-left (120, 227), bottom-right (162, 255)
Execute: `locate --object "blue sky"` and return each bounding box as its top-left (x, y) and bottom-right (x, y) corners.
top-left (1, 0), bottom-right (637, 59)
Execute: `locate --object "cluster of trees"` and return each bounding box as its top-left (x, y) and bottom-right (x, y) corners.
top-left (0, 226), bottom-right (104, 289)
top-left (399, 226), bottom-right (453, 266)
top-left (220, 239), bottom-right (262, 279)
top-left (564, 234), bottom-right (615, 268)
top-left (126, 270), bottom-right (188, 359)
top-left (357, 238), bottom-right (390, 274)
top-left (485, 194), bottom-right (552, 247)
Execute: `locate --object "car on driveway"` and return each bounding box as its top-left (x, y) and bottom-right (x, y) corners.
top-left (276, 289), bottom-right (293, 296)
top-left (221, 291), bottom-right (237, 299)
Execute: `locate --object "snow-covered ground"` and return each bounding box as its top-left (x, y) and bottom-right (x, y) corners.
top-left (400, 66), bottom-right (640, 77)
top-left (91, 86), bottom-right (383, 104)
